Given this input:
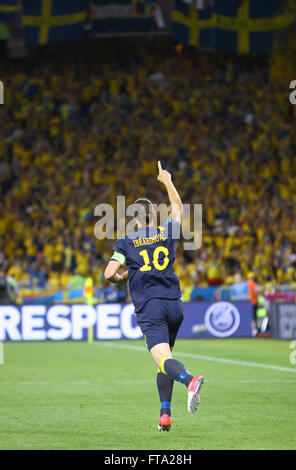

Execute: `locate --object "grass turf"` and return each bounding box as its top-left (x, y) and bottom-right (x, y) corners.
top-left (0, 338), bottom-right (295, 450)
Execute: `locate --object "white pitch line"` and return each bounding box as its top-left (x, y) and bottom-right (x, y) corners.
top-left (96, 341), bottom-right (296, 374)
top-left (0, 379), bottom-right (153, 386)
top-left (0, 379), bottom-right (295, 385)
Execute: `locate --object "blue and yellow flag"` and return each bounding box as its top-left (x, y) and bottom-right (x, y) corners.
top-left (22, 0), bottom-right (88, 45)
top-left (171, 0), bottom-right (294, 54)
top-left (0, 0), bottom-right (19, 22)
top-left (90, 0), bottom-right (157, 36)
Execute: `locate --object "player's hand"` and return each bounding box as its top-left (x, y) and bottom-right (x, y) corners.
top-left (157, 161), bottom-right (172, 186)
top-left (119, 270), bottom-right (129, 284)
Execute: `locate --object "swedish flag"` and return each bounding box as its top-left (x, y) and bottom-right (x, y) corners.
top-left (0, 0), bottom-right (19, 22)
top-left (22, 0), bottom-right (88, 45)
top-left (171, 0), bottom-right (294, 54)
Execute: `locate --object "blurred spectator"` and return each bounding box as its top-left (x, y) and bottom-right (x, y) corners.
top-left (68, 271), bottom-right (86, 290)
top-left (0, 265), bottom-right (18, 304)
top-left (230, 273), bottom-right (249, 301)
top-left (204, 250), bottom-right (225, 286)
top-left (255, 293), bottom-right (269, 334)
top-left (246, 271), bottom-right (259, 334)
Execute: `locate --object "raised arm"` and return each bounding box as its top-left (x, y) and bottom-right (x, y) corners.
top-left (157, 161), bottom-right (183, 223)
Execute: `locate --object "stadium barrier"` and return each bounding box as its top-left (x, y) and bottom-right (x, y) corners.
top-left (20, 286), bottom-right (219, 303)
top-left (0, 301), bottom-right (252, 341)
top-left (269, 302), bottom-right (296, 340)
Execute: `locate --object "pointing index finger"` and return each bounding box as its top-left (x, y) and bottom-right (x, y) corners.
top-left (158, 161), bottom-right (162, 172)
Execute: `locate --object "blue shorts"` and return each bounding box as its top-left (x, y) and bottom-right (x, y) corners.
top-left (136, 298), bottom-right (183, 351)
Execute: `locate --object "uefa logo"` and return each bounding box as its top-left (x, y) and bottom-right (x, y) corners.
top-left (204, 301), bottom-right (240, 338)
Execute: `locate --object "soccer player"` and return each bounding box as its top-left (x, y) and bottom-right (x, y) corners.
top-left (104, 161), bottom-right (204, 432)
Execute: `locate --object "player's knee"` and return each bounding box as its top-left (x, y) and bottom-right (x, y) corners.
top-left (150, 343), bottom-right (172, 370)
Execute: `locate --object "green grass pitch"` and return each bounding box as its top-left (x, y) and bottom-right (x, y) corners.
top-left (0, 338), bottom-right (295, 450)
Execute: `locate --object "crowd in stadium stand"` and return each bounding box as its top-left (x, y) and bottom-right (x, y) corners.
top-left (0, 40), bottom-right (295, 304)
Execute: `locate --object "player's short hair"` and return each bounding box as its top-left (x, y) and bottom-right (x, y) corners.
top-left (133, 198), bottom-right (156, 225)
